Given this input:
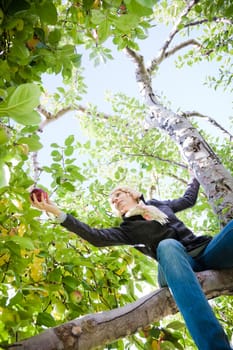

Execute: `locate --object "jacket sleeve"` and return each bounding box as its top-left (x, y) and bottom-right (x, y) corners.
top-left (61, 214), bottom-right (129, 247)
top-left (167, 178), bottom-right (200, 213)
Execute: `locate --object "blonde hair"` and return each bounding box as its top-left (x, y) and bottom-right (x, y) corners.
top-left (109, 186), bottom-right (142, 217)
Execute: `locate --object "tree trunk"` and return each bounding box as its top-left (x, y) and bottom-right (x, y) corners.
top-left (148, 102), bottom-right (233, 224)
top-left (9, 268), bottom-right (233, 350)
top-left (125, 47), bottom-right (233, 224)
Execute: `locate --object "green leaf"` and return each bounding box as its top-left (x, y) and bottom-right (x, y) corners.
top-left (64, 146), bottom-right (74, 156)
top-left (91, 9), bottom-right (106, 24)
top-left (8, 84), bottom-right (41, 114)
top-left (71, 54), bottom-right (82, 68)
top-left (113, 14), bottom-right (140, 32)
top-left (10, 111), bottom-right (41, 125)
top-left (51, 149), bottom-right (62, 161)
top-left (37, 1), bottom-right (57, 24)
top-left (50, 143), bottom-right (59, 148)
top-left (166, 321), bottom-right (185, 330)
top-left (0, 127), bottom-right (9, 145)
top-left (134, 0), bottom-right (156, 8)
top-left (0, 84), bottom-right (41, 123)
top-left (48, 29), bottom-right (61, 45)
top-left (8, 292), bottom-right (23, 307)
top-left (10, 236), bottom-right (35, 250)
top-left (5, 241), bottom-right (21, 257)
top-left (0, 162), bottom-right (10, 188)
top-left (59, 45), bottom-right (75, 57)
top-left (65, 135), bottom-right (75, 146)
top-left (160, 341), bottom-right (176, 350)
top-left (48, 268), bottom-right (62, 283)
top-left (75, 172), bottom-right (86, 182)
top-left (61, 182), bottom-right (76, 191)
top-left (36, 312), bottom-right (56, 327)
top-left (17, 135), bottom-right (43, 151)
top-left (97, 20), bottom-right (111, 44)
top-left (6, 0), bottom-right (30, 14)
top-left (62, 275), bottom-right (79, 291)
top-left (195, 4), bottom-right (202, 13)
top-left (8, 42), bottom-right (30, 64)
top-left (127, 0), bottom-right (154, 15)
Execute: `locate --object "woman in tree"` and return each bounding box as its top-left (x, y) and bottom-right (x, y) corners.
top-left (31, 177), bottom-right (233, 350)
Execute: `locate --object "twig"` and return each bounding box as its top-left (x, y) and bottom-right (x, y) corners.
top-left (31, 152), bottom-right (42, 185)
top-left (37, 105), bottom-right (73, 132)
top-left (182, 111), bottom-right (233, 140)
top-left (148, 0), bottom-right (199, 74)
top-left (163, 39), bottom-right (201, 60)
top-left (184, 17), bottom-right (233, 28)
top-left (121, 152), bottom-right (187, 169)
top-left (37, 104), bottom-right (110, 132)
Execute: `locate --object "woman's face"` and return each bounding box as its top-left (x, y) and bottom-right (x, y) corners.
top-left (111, 190), bottom-right (138, 215)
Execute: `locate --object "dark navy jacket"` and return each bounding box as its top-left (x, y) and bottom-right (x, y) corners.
top-left (61, 178), bottom-right (212, 260)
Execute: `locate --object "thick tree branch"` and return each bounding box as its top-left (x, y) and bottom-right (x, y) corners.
top-left (126, 39), bottom-right (233, 222)
top-left (125, 47), bottom-right (159, 105)
top-left (124, 48), bottom-right (152, 91)
top-left (38, 103), bottom-right (232, 141)
top-left (8, 268), bottom-right (233, 350)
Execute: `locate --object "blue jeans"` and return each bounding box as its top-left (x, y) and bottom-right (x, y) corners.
top-left (157, 219), bottom-right (233, 350)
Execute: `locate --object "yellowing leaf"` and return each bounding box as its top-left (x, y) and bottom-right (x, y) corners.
top-left (30, 256), bottom-right (44, 282)
top-left (18, 223), bottom-right (26, 237)
top-left (151, 339), bottom-right (159, 350)
top-left (0, 224), bottom-right (9, 236)
top-left (52, 301), bottom-right (66, 320)
top-left (115, 266), bottom-right (126, 275)
top-left (0, 252), bottom-right (10, 266)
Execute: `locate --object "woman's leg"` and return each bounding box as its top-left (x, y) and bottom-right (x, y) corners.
top-left (197, 219), bottom-right (233, 269)
top-left (157, 239), bottom-right (231, 350)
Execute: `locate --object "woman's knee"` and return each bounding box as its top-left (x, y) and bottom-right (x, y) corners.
top-left (157, 239), bottom-right (182, 253)
top-left (157, 239), bottom-right (185, 263)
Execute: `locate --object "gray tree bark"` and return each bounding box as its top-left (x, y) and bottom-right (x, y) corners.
top-left (8, 268), bottom-right (233, 350)
top-left (125, 46), bottom-right (233, 225)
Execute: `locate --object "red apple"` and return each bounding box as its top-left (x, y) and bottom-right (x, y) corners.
top-left (30, 188), bottom-right (48, 202)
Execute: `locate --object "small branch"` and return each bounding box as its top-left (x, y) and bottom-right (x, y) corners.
top-left (182, 111), bottom-right (233, 140)
top-left (37, 104), bottom-right (110, 132)
top-left (184, 17), bottom-right (233, 28)
top-left (148, 0), bottom-right (199, 74)
top-left (37, 105), bottom-right (74, 132)
top-left (163, 39), bottom-right (201, 60)
top-left (72, 104), bottom-right (110, 120)
top-left (31, 152), bottom-right (42, 186)
top-left (119, 150), bottom-right (187, 169)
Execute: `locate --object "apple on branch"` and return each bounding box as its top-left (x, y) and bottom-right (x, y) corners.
top-left (70, 290), bottom-right (83, 304)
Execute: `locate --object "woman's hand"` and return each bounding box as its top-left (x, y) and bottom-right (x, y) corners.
top-left (30, 193), bottom-right (63, 217)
